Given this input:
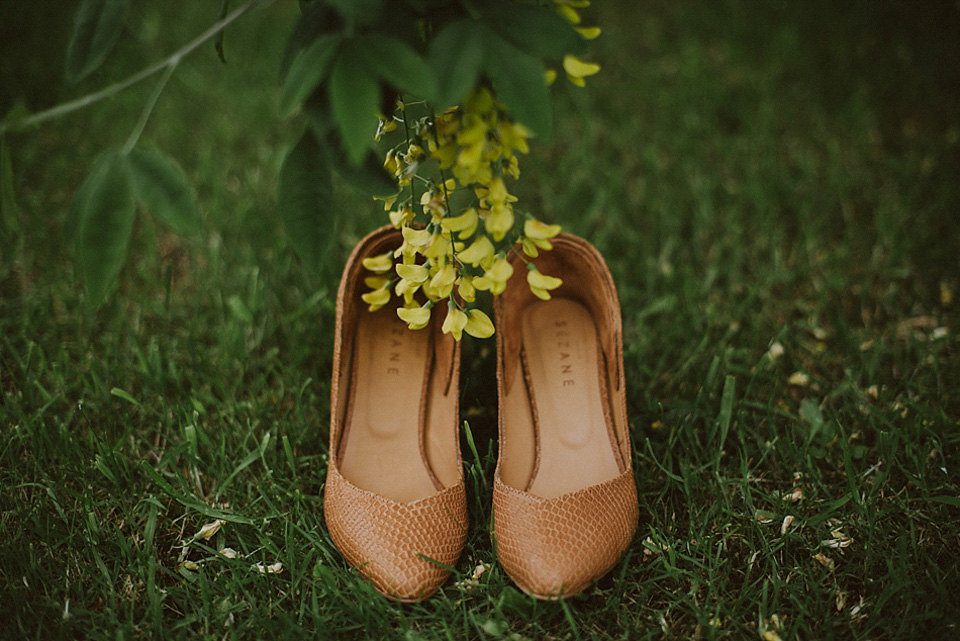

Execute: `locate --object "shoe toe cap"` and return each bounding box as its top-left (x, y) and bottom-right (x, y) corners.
top-left (493, 470), bottom-right (638, 599)
top-left (324, 467), bottom-right (467, 601)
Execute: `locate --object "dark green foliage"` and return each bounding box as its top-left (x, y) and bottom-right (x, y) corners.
top-left (64, 0), bottom-right (131, 83)
top-left (278, 131), bottom-right (333, 273)
top-left (127, 146), bottom-right (201, 237)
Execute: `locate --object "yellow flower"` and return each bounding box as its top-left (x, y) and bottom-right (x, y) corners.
top-left (458, 236), bottom-right (496, 267)
top-left (485, 203), bottom-right (515, 241)
top-left (440, 207), bottom-right (479, 238)
top-left (423, 232), bottom-right (452, 261)
top-left (504, 155), bottom-right (521, 179)
top-left (389, 206), bottom-right (414, 228)
top-left (522, 218), bottom-right (562, 256)
top-left (457, 276), bottom-right (477, 302)
top-left (362, 251), bottom-right (394, 274)
top-left (432, 140), bottom-right (458, 168)
top-left (429, 263), bottom-right (457, 298)
top-left (498, 122), bottom-right (531, 155)
top-left (362, 286), bottom-right (391, 311)
top-left (364, 275), bottom-right (390, 290)
top-left (395, 275), bottom-right (419, 301)
top-left (396, 263), bottom-right (429, 284)
top-left (464, 309), bottom-right (495, 339)
top-left (527, 267), bottom-right (563, 300)
top-left (473, 256), bottom-right (514, 295)
top-left (376, 193), bottom-right (399, 211)
top-left (563, 54), bottom-right (601, 87)
top-left (576, 26), bottom-right (602, 39)
top-left (554, 2), bottom-right (581, 24)
top-left (402, 225), bottom-right (431, 248)
top-left (545, 69), bottom-right (558, 86)
top-left (524, 218), bottom-right (562, 241)
top-left (442, 306), bottom-right (469, 341)
top-left (397, 303), bottom-right (432, 330)
top-left (464, 86), bottom-right (495, 115)
top-left (487, 177), bottom-right (518, 206)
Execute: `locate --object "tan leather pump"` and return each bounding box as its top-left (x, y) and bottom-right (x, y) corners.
top-left (492, 232), bottom-right (639, 599)
top-left (324, 225), bottom-right (467, 602)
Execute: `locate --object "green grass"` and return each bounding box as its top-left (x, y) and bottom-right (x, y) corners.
top-left (2, 0), bottom-right (959, 639)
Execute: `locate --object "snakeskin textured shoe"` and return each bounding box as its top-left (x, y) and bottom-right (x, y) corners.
top-left (324, 225), bottom-right (467, 602)
top-left (492, 232), bottom-right (639, 599)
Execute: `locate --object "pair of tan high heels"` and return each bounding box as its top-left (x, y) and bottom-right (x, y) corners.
top-left (324, 226), bottom-right (639, 601)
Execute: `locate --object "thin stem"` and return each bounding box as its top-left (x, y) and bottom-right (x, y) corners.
top-left (0, 0), bottom-right (265, 136)
top-left (121, 62), bottom-right (177, 155)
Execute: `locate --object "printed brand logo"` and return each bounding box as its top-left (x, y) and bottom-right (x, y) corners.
top-left (387, 326), bottom-right (403, 375)
top-left (555, 320), bottom-right (575, 387)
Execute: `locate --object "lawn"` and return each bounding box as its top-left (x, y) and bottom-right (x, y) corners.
top-left (2, 0), bottom-right (959, 639)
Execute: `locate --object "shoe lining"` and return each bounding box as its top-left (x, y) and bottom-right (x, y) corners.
top-left (338, 306), bottom-right (442, 503)
top-left (519, 298), bottom-right (621, 499)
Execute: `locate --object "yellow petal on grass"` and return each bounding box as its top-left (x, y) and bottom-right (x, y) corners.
top-left (196, 519), bottom-right (224, 540)
top-left (219, 548), bottom-right (239, 559)
top-left (253, 562), bottom-right (284, 574)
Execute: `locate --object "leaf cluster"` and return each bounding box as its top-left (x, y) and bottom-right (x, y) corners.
top-left (277, 0), bottom-right (589, 272)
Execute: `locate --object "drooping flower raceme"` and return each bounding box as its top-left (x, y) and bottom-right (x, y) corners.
top-left (360, 87), bottom-right (567, 340)
top-left (356, 0), bottom-right (603, 340)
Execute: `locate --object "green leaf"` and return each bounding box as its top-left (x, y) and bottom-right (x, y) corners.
top-left (75, 150), bottom-right (136, 308)
top-left (429, 20), bottom-right (486, 108)
top-left (280, 34), bottom-right (342, 115)
top-left (327, 144), bottom-right (398, 198)
top-left (325, 0), bottom-right (382, 26)
top-left (279, 0), bottom-right (341, 81)
top-left (214, 0), bottom-right (230, 63)
top-left (480, 1), bottom-right (587, 60)
top-left (126, 147), bottom-right (201, 237)
top-left (484, 35), bottom-right (553, 140)
top-left (329, 50), bottom-right (380, 166)
top-left (355, 35), bottom-right (437, 103)
top-left (65, 152), bottom-right (116, 244)
top-left (799, 398), bottom-right (825, 446)
top-left (304, 92), bottom-right (395, 196)
top-left (716, 374), bottom-right (736, 450)
top-left (65, 0), bottom-right (131, 84)
top-left (278, 131), bottom-right (332, 272)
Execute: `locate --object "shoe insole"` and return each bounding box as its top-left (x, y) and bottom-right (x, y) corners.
top-left (338, 308), bottom-right (439, 503)
top-left (521, 298), bottom-right (621, 499)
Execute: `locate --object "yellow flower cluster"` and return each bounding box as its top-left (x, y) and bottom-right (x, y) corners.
top-left (362, 87), bottom-right (565, 340)
top-left (549, 0), bottom-right (602, 87)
